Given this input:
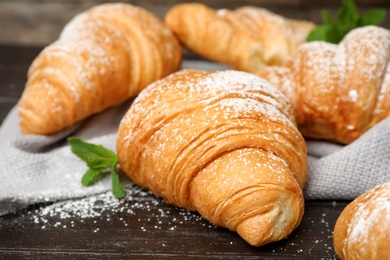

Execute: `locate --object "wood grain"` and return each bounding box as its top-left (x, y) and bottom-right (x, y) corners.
top-left (0, 192), bottom-right (349, 259)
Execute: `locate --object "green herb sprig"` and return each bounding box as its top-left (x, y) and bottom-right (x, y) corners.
top-left (307, 0), bottom-right (386, 44)
top-left (67, 137), bottom-right (126, 198)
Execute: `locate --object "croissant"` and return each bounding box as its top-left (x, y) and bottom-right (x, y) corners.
top-left (116, 69), bottom-right (307, 246)
top-left (165, 3), bottom-right (315, 72)
top-left (255, 26), bottom-right (390, 144)
top-left (18, 3), bottom-right (182, 135)
top-left (333, 182), bottom-right (390, 260)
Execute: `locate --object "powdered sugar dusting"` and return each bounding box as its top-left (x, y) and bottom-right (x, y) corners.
top-left (199, 70), bottom-right (295, 123)
top-left (21, 2), bottom-right (181, 134)
top-left (340, 27), bottom-right (390, 110)
top-left (26, 184), bottom-right (217, 232)
top-left (217, 8), bottom-right (228, 16)
top-left (291, 41), bottom-right (339, 116)
top-left (333, 27), bottom-right (390, 135)
top-left (271, 26), bottom-right (390, 143)
top-left (121, 69), bottom-right (297, 147)
top-left (348, 89), bottom-right (358, 102)
top-left (346, 183), bottom-right (390, 255)
top-left (118, 69), bottom-right (306, 211)
top-left (373, 61), bottom-right (390, 116)
top-left (215, 97), bottom-right (294, 128)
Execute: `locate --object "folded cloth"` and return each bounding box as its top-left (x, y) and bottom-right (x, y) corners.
top-left (304, 117), bottom-right (390, 200)
top-left (0, 101), bottom-right (133, 216)
top-left (1, 61), bottom-right (389, 216)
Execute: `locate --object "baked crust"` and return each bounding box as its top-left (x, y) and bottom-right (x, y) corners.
top-left (165, 3), bottom-right (315, 72)
top-left (116, 69), bottom-right (307, 246)
top-left (18, 3), bottom-right (182, 135)
top-left (256, 26), bottom-right (390, 144)
top-left (334, 182), bottom-right (390, 260)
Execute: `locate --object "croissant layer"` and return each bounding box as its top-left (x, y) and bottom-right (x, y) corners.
top-left (165, 3), bottom-right (315, 72)
top-left (18, 3), bottom-right (182, 135)
top-left (333, 182), bottom-right (390, 260)
top-left (116, 69), bottom-right (307, 246)
top-left (256, 26), bottom-right (390, 144)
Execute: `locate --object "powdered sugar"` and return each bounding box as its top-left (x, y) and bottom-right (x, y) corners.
top-left (121, 69), bottom-right (297, 147)
top-left (28, 183), bottom-right (217, 232)
top-left (267, 26), bottom-right (390, 143)
top-left (215, 97), bottom-right (294, 128)
top-left (348, 89), bottom-right (358, 102)
top-left (296, 26), bottom-right (390, 100)
top-left (347, 183), bottom-right (390, 254)
top-left (216, 8), bottom-right (228, 16)
top-left (21, 2), bottom-right (181, 135)
top-left (117, 68), bottom-right (307, 216)
top-left (341, 26), bottom-right (390, 88)
top-left (373, 61), bottom-right (390, 116)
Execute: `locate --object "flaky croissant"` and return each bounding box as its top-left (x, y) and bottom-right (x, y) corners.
top-left (333, 182), bottom-right (390, 260)
top-left (256, 26), bottom-right (390, 144)
top-left (165, 3), bottom-right (315, 72)
top-left (116, 69), bottom-right (307, 246)
top-left (18, 3), bottom-right (182, 135)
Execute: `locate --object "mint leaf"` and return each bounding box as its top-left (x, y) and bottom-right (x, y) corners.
top-left (307, 0), bottom-right (386, 43)
top-left (307, 24), bottom-right (341, 43)
top-left (307, 25), bottom-right (332, 42)
top-left (112, 169), bottom-right (126, 199)
top-left (68, 137), bottom-right (117, 169)
top-left (81, 168), bottom-right (106, 186)
top-left (321, 10), bottom-right (334, 25)
top-left (331, 0), bottom-right (359, 42)
top-left (68, 136), bottom-right (126, 199)
top-left (359, 9), bottom-right (387, 26)
top-left (337, 0), bottom-right (359, 25)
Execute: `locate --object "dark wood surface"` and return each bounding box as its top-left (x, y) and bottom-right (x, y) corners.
top-left (0, 44), bottom-right (351, 259)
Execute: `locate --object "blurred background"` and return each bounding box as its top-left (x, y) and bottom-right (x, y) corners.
top-left (0, 0), bottom-right (389, 47)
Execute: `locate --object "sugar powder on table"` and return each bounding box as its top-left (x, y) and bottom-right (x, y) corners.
top-left (28, 183), bottom-right (216, 231)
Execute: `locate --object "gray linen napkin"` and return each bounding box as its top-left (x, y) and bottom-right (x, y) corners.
top-left (304, 117), bottom-right (390, 200)
top-left (1, 61), bottom-right (389, 216)
top-left (0, 100), bottom-right (133, 216)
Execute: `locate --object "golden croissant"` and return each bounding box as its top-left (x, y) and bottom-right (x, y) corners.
top-left (256, 26), bottom-right (390, 144)
top-left (333, 182), bottom-right (390, 260)
top-left (116, 69), bottom-right (307, 246)
top-left (165, 3), bottom-right (315, 72)
top-left (18, 3), bottom-right (182, 135)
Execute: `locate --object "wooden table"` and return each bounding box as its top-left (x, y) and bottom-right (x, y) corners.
top-left (0, 44), bottom-right (349, 259)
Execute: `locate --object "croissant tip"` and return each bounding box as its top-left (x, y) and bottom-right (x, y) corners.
top-left (236, 215), bottom-right (274, 246)
top-left (236, 204), bottom-right (301, 247)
